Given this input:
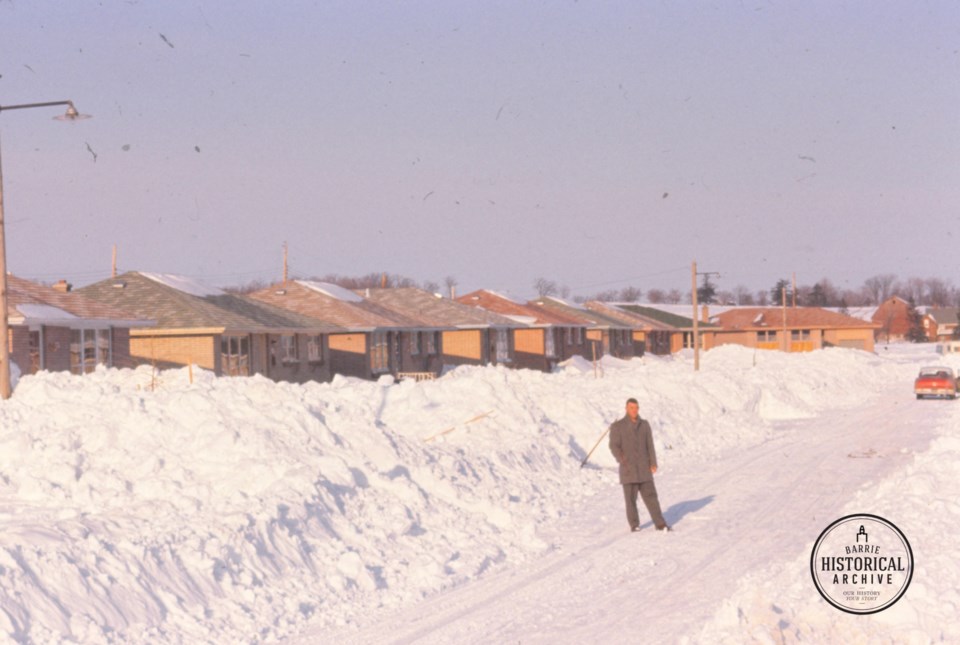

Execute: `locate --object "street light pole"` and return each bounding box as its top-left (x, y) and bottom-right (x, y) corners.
top-left (0, 100), bottom-right (90, 399)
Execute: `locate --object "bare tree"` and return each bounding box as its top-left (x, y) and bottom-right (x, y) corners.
top-left (559, 284), bottom-right (571, 299)
top-left (422, 280), bottom-right (440, 294)
top-left (224, 278), bottom-right (269, 295)
top-left (732, 284), bottom-right (754, 305)
top-left (862, 274), bottom-right (898, 305)
top-left (666, 288), bottom-right (683, 304)
top-left (647, 288), bottom-right (666, 303)
top-left (619, 286), bottom-right (642, 302)
top-left (533, 277), bottom-right (558, 297)
top-left (755, 289), bottom-right (770, 306)
top-left (925, 277), bottom-right (952, 307)
top-left (898, 277), bottom-right (927, 306)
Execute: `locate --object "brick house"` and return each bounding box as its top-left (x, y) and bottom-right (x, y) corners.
top-left (76, 272), bottom-right (341, 381)
top-left (456, 289), bottom-right (591, 371)
top-left (606, 304), bottom-right (720, 354)
top-left (711, 307), bottom-right (880, 352)
top-left (525, 297), bottom-right (637, 359)
top-left (249, 280), bottom-right (445, 380)
top-left (6, 274), bottom-right (150, 375)
top-left (583, 300), bottom-right (675, 356)
top-left (922, 307), bottom-right (960, 342)
top-left (358, 287), bottom-right (523, 368)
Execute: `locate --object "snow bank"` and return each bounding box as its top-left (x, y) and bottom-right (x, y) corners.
top-left (0, 345), bottom-right (938, 642)
top-left (692, 365), bottom-right (960, 643)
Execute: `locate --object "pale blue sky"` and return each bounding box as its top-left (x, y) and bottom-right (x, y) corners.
top-left (1, 1), bottom-right (957, 299)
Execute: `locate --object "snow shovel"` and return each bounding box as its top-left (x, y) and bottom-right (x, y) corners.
top-left (580, 427), bottom-right (610, 468)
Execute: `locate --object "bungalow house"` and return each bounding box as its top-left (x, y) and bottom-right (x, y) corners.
top-left (357, 287), bottom-right (523, 368)
top-left (921, 307), bottom-right (960, 343)
top-left (827, 297), bottom-right (912, 343)
top-left (76, 272), bottom-right (342, 382)
top-left (455, 289), bottom-right (591, 371)
top-left (525, 297), bottom-right (637, 359)
top-left (249, 280), bottom-right (444, 380)
top-left (583, 301), bottom-right (675, 356)
top-left (6, 274), bottom-right (151, 375)
top-left (710, 307), bottom-right (880, 352)
top-left (603, 304), bottom-right (720, 354)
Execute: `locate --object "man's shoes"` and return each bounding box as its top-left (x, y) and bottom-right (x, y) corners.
top-left (630, 526), bottom-right (641, 532)
top-left (656, 524), bottom-right (672, 532)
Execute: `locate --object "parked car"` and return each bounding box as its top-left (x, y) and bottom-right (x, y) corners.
top-left (914, 366), bottom-right (959, 400)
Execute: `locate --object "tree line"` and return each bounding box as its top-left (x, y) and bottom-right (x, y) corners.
top-left (224, 272), bottom-right (959, 311)
top-left (568, 274), bottom-right (960, 309)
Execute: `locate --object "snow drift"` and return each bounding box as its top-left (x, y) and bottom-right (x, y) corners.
top-left (0, 345), bottom-right (934, 642)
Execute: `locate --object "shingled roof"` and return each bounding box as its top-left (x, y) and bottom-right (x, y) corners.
top-left (712, 307), bottom-right (881, 331)
top-left (7, 274), bottom-right (151, 326)
top-left (525, 296), bottom-right (633, 330)
top-left (611, 304), bottom-right (716, 329)
top-left (923, 307), bottom-right (960, 326)
top-left (583, 301), bottom-right (676, 331)
top-left (76, 272), bottom-right (340, 334)
top-left (249, 280), bottom-right (429, 331)
top-left (358, 287), bottom-right (522, 328)
top-left (456, 289), bottom-right (586, 326)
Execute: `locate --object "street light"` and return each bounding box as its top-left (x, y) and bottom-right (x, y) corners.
top-left (0, 100), bottom-right (91, 399)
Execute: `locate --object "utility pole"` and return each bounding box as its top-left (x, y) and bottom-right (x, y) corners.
top-left (692, 260), bottom-right (699, 371)
top-left (111, 244), bottom-right (118, 278)
top-left (792, 272), bottom-right (797, 307)
top-left (782, 286), bottom-right (788, 352)
top-left (0, 99), bottom-right (90, 399)
top-left (692, 260), bottom-right (721, 372)
top-left (282, 241), bottom-right (288, 286)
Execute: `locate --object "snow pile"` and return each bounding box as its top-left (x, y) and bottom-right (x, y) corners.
top-left (0, 345), bottom-right (930, 642)
top-left (691, 402), bottom-right (960, 644)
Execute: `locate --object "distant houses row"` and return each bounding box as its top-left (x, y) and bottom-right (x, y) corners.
top-left (14, 270), bottom-right (951, 384)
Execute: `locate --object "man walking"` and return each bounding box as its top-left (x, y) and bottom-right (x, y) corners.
top-left (608, 397), bottom-right (670, 532)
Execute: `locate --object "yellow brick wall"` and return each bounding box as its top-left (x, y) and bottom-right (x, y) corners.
top-left (442, 330), bottom-right (482, 360)
top-left (130, 334), bottom-right (216, 369)
top-left (513, 328), bottom-right (544, 355)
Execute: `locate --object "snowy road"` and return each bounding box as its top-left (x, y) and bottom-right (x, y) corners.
top-left (318, 385), bottom-right (946, 644)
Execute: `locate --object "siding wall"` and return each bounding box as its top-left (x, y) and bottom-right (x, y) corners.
top-left (130, 334), bottom-right (217, 370)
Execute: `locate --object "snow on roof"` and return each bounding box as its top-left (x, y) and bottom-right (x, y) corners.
top-left (503, 314), bottom-right (538, 325)
top-left (296, 280), bottom-right (364, 303)
top-left (141, 272), bottom-right (224, 297)
top-left (484, 289), bottom-right (523, 304)
top-left (15, 303), bottom-right (78, 320)
top-left (752, 312), bottom-right (764, 324)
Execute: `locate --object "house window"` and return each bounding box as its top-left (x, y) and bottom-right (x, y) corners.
top-left (425, 331), bottom-right (438, 355)
top-left (791, 329), bottom-right (811, 341)
top-left (70, 328), bottom-right (112, 374)
top-left (279, 335), bottom-right (299, 363)
top-left (576, 327), bottom-right (584, 345)
top-left (221, 335), bottom-right (250, 376)
top-left (307, 335), bottom-right (323, 363)
top-left (371, 332), bottom-right (390, 373)
top-left (757, 330), bottom-right (778, 343)
top-left (545, 328), bottom-right (557, 357)
top-left (564, 327), bottom-right (572, 345)
top-left (494, 328), bottom-right (511, 363)
top-left (410, 331), bottom-right (421, 355)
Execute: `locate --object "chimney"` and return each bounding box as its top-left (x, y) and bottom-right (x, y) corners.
top-left (450, 285), bottom-right (456, 299)
top-left (53, 279), bottom-right (72, 293)
top-left (701, 304), bottom-right (709, 322)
